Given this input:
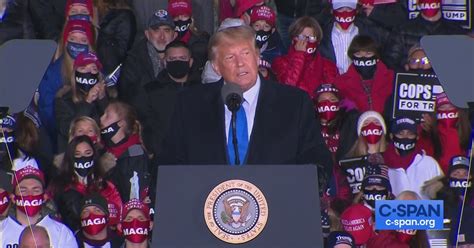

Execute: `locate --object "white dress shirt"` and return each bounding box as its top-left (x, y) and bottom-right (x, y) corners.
top-left (331, 23), bottom-right (359, 74)
top-left (224, 76), bottom-right (261, 143)
top-left (0, 215), bottom-right (78, 248)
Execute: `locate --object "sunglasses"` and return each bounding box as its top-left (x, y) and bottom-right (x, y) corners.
top-left (409, 56), bottom-right (430, 65)
top-left (296, 34), bottom-right (318, 43)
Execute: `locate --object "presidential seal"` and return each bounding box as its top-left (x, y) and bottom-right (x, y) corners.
top-left (204, 180), bottom-right (268, 244)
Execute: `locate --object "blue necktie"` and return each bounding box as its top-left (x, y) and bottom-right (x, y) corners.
top-left (228, 106), bottom-right (248, 165)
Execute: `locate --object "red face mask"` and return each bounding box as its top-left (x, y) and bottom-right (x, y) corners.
top-left (437, 110), bottom-right (458, 128)
top-left (122, 218), bottom-right (150, 243)
top-left (15, 194), bottom-right (44, 217)
top-left (361, 122), bottom-right (383, 144)
top-left (418, 0), bottom-right (441, 17)
top-left (81, 213), bottom-right (108, 235)
top-left (334, 10), bottom-right (356, 30)
top-left (89, 135), bottom-right (98, 144)
top-left (396, 229), bottom-right (417, 243)
top-left (291, 39), bottom-right (319, 55)
top-left (317, 100), bottom-right (340, 123)
top-left (306, 41), bottom-right (318, 54)
top-left (0, 191), bottom-right (9, 214)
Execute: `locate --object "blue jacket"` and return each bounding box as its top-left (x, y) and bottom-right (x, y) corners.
top-left (38, 56), bottom-right (63, 140)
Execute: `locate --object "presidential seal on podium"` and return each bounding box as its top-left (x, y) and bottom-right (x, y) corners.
top-left (204, 179), bottom-right (268, 244)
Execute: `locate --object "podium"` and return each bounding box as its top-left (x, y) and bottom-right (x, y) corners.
top-left (0, 39), bottom-right (57, 113)
top-left (152, 164), bottom-right (323, 247)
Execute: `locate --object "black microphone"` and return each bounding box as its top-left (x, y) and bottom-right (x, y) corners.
top-left (221, 82), bottom-right (244, 165)
top-left (221, 82), bottom-right (243, 112)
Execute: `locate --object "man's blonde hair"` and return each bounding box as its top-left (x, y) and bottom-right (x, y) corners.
top-left (208, 25), bottom-right (257, 61)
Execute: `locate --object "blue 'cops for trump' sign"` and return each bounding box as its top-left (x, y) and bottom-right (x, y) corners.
top-left (375, 200), bottom-right (444, 230)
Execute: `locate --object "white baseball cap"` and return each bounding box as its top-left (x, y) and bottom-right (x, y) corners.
top-left (332, 0), bottom-right (358, 10)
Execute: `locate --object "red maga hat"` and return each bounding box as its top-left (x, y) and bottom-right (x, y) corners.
top-left (250, 5), bottom-right (276, 27)
top-left (13, 166), bottom-right (45, 189)
top-left (168, 0), bottom-right (193, 18)
top-left (74, 52), bottom-right (103, 70)
top-left (63, 19), bottom-right (94, 46)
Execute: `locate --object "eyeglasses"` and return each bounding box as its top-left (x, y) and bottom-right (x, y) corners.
top-left (409, 57), bottom-right (430, 65)
top-left (245, 8), bottom-right (253, 16)
top-left (296, 34), bottom-right (318, 43)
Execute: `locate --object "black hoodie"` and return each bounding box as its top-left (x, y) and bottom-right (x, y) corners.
top-left (139, 69), bottom-right (200, 156)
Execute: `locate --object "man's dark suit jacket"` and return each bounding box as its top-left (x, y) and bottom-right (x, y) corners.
top-left (159, 78), bottom-right (332, 167)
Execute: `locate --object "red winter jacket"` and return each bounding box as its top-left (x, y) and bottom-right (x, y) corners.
top-left (367, 230), bottom-right (410, 248)
top-left (417, 126), bottom-right (435, 157)
top-left (272, 47), bottom-right (338, 99)
top-left (334, 61), bottom-right (393, 114)
top-left (68, 180), bottom-right (123, 226)
top-left (330, 164), bottom-right (352, 202)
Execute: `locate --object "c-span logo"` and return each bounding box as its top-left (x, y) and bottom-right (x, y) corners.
top-left (204, 180), bottom-right (268, 244)
top-left (375, 200), bottom-right (443, 230)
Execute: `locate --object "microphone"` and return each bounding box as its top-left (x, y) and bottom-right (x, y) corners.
top-left (221, 82), bottom-right (243, 165)
top-left (221, 82), bottom-right (243, 112)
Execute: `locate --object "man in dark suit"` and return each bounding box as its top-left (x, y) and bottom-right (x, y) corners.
top-left (160, 22), bottom-right (331, 167)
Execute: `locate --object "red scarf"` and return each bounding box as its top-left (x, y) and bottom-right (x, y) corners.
top-left (437, 126), bottom-right (463, 174)
top-left (180, 30), bottom-right (192, 44)
top-left (64, 180), bottom-right (98, 195)
top-left (321, 126), bottom-right (340, 156)
top-left (383, 143), bottom-right (423, 170)
top-left (74, 182), bottom-right (87, 195)
top-left (106, 134), bottom-right (142, 159)
top-left (62, 182), bottom-right (87, 197)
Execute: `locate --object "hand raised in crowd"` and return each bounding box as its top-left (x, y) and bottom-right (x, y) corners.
top-left (420, 113), bottom-right (434, 132)
top-left (361, 4), bottom-right (374, 16)
top-left (367, 152), bottom-right (384, 165)
top-left (359, 0), bottom-right (375, 16)
top-left (86, 81), bottom-right (105, 103)
top-left (96, 81), bottom-right (107, 100)
top-left (294, 39), bottom-right (308, 52)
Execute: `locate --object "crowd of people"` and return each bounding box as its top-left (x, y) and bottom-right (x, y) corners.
top-left (0, 0), bottom-right (473, 247)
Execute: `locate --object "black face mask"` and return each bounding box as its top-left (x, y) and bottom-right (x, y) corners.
top-left (174, 19), bottom-right (192, 39)
top-left (353, 57), bottom-right (377, 80)
top-left (363, 189), bottom-right (388, 208)
top-left (0, 131), bottom-right (15, 161)
top-left (101, 121), bottom-right (120, 147)
top-left (393, 136), bottom-right (416, 156)
top-left (75, 71), bottom-right (99, 92)
top-left (74, 155), bottom-right (95, 177)
top-left (166, 60), bottom-right (191, 79)
top-left (255, 30), bottom-right (272, 48)
top-left (449, 178), bottom-right (471, 196)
